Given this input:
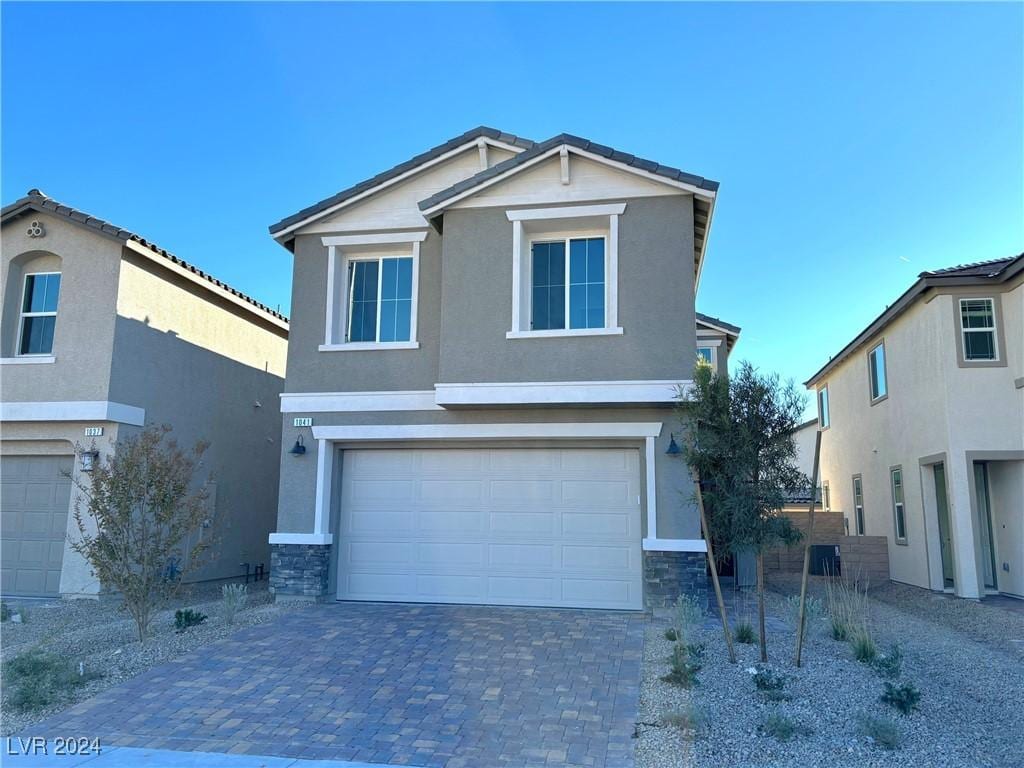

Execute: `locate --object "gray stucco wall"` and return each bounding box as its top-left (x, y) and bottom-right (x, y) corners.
top-left (275, 405), bottom-right (701, 544)
top-left (285, 231), bottom-right (442, 393)
top-left (438, 196), bottom-right (696, 383)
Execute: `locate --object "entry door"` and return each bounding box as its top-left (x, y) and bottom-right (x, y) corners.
top-left (974, 462), bottom-right (998, 590)
top-left (336, 447), bottom-right (644, 609)
top-left (1, 455), bottom-right (72, 597)
top-left (933, 463), bottom-right (954, 589)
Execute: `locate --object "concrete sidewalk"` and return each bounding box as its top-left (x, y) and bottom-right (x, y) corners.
top-left (2, 745), bottom-right (396, 768)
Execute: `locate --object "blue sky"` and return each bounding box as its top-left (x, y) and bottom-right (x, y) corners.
top-left (3, 2), bottom-right (1021, 411)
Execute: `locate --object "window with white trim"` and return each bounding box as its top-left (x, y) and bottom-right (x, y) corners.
top-left (822, 481), bottom-right (831, 512)
top-left (18, 272), bottom-right (61, 355)
top-left (852, 475), bottom-right (865, 535)
top-left (697, 346), bottom-right (715, 366)
top-left (346, 256), bottom-right (413, 343)
top-left (959, 298), bottom-right (998, 361)
top-left (817, 385), bottom-right (830, 429)
top-left (890, 467), bottom-right (907, 544)
top-left (506, 203), bottom-right (624, 339)
top-left (868, 342), bottom-right (887, 401)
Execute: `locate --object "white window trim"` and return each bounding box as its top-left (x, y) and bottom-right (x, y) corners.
top-left (16, 271), bottom-right (60, 357)
top-left (322, 232), bottom-right (425, 350)
top-left (890, 467), bottom-right (907, 544)
top-left (958, 297), bottom-right (999, 362)
top-left (696, 344), bottom-right (718, 367)
top-left (508, 205), bottom-right (623, 339)
top-left (0, 355), bottom-right (55, 365)
top-left (817, 384), bottom-right (830, 430)
top-left (868, 341), bottom-right (887, 402)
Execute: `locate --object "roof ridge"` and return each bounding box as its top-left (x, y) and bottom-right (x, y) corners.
top-left (921, 254), bottom-right (1021, 277)
top-left (2, 189), bottom-right (288, 324)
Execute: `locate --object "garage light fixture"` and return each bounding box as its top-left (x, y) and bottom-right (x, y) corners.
top-left (288, 435), bottom-right (307, 456)
top-left (78, 448), bottom-right (100, 472)
top-left (665, 433), bottom-right (681, 455)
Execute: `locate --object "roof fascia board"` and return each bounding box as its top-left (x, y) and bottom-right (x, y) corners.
top-left (272, 137), bottom-right (524, 242)
top-left (694, 196), bottom-right (715, 291)
top-left (695, 316), bottom-right (739, 338)
top-left (124, 240), bottom-right (289, 331)
top-left (420, 144), bottom-right (716, 218)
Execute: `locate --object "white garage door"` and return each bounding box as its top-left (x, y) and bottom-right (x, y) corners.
top-left (337, 447), bottom-right (643, 609)
top-left (1, 455), bottom-right (72, 597)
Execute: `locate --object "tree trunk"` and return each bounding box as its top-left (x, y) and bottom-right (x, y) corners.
top-left (794, 429), bottom-right (823, 667)
top-left (756, 552), bottom-right (767, 662)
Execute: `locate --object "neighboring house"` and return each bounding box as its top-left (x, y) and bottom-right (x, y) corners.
top-left (695, 312), bottom-right (739, 377)
top-left (267, 126), bottom-right (728, 609)
top-left (791, 418), bottom-right (820, 482)
top-left (805, 254), bottom-right (1023, 599)
top-left (1, 190), bottom-right (289, 598)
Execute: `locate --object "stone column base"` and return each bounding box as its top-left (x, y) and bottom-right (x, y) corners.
top-left (270, 543), bottom-right (331, 601)
top-left (643, 550), bottom-right (709, 609)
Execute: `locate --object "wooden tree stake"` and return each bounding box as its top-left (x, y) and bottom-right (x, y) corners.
top-left (794, 428), bottom-right (823, 667)
top-left (695, 474), bottom-right (736, 664)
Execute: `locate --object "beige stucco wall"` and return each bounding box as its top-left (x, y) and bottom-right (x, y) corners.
top-left (813, 279), bottom-right (1023, 598)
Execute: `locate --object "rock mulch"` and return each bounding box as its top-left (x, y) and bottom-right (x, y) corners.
top-left (0, 582), bottom-right (309, 737)
top-left (636, 584), bottom-right (1024, 768)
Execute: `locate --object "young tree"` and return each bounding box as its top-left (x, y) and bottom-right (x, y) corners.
top-left (70, 425), bottom-right (213, 641)
top-left (681, 361), bottom-right (808, 662)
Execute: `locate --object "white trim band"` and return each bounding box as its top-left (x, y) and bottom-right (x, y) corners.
top-left (0, 356), bottom-right (56, 365)
top-left (642, 538), bottom-right (708, 553)
top-left (434, 380), bottom-right (691, 407)
top-left (269, 533), bottom-right (334, 545)
top-left (505, 328), bottom-right (624, 340)
top-left (311, 422), bottom-right (663, 441)
top-left (505, 202), bottom-right (627, 221)
top-left (320, 231), bottom-right (428, 247)
top-left (0, 401), bottom-right (146, 426)
top-left (319, 342), bottom-right (420, 352)
top-left (281, 391), bottom-right (441, 413)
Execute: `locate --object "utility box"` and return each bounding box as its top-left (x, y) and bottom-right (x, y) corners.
top-left (809, 544), bottom-right (841, 576)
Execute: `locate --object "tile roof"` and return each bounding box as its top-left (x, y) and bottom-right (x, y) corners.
top-left (920, 255), bottom-right (1022, 279)
top-left (695, 311), bottom-right (741, 335)
top-left (2, 189), bottom-right (288, 324)
top-left (418, 132), bottom-right (719, 213)
top-left (268, 126), bottom-right (535, 237)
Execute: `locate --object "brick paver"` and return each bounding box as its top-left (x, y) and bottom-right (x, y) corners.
top-left (31, 603), bottom-right (645, 767)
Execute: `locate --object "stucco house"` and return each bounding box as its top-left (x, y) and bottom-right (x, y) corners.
top-left (1, 190), bottom-right (289, 598)
top-left (805, 254), bottom-right (1023, 599)
top-left (267, 126), bottom-right (736, 609)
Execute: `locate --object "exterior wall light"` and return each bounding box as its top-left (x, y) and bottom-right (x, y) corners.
top-left (79, 449), bottom-right (100, 472)
top-left (288, 435), bottom-right (307, 456)
top-left (665, 433), bottom-right (681, 455)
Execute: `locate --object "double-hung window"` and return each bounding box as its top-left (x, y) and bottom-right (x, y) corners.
top-left (890, 467), bottom-right (907, 544)
top-left (697, 346), bottom-right (715, 366)
top-left (817, 385), bottom-right (830, 429)
top-left (346, 256), bottom-right (413, 343)
top-left (959, 298), bottom-right (998, 362)
top-left (852, 475), bottom-right (865, 535)
top-left (531, 237), bottom-right (605, 331)
top-left (868, 342), bottom-right (887, 402)
top-left (18, 272), bottom-right (61, 355)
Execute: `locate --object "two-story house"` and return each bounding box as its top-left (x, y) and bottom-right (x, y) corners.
top-left (806, 254), bottom-right (1023, 600)
top-left (1, 190), bottom-right (289, 598)
top-left (267, 127), bottom-right (731, 609)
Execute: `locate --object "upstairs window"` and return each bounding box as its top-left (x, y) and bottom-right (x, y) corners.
top-left (347, 257), bottom-right (413, 343)
top-left (19, 272), bottom-right (61, 355)
top-left (959, 298), bottom-right (998, 361)
top-left (868, 342), bottom-right (887, 401)
top-left (817, 385), bottom-right (830, 429)
top-left (852, 475), bottom-right (865, 535)
top-left (697, 346), bottom-right (714, 366)
top-left (822, 481), bottom-right (831, 512)
top-left (530, 237), bottom-right (605, 331)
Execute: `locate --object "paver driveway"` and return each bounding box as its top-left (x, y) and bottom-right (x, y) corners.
top-left (32, 603), bottom-right (645, 767)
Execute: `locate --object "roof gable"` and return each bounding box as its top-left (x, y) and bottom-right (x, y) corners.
top-left (268, 126), bottom-right (533, 243)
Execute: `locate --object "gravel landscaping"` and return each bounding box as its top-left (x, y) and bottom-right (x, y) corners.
top-left (0, 581), bottom-right (309, 737)
top-left (636, 580), bottom-right (1024, 768)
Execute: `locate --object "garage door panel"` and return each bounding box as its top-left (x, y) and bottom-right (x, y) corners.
top-left (23, 511), bottom-right (55, 535)
top-left (338, 447), bottom-right (642, 610)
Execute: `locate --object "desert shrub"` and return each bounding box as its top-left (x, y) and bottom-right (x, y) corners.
top-left (661, 643), bottom-right (702, 688)
top-left (881, 681), bottom-right (921, 715)
top-left (749, 665), bottom-right (786, 692)
top-left (174, 608), bottom-right (207, 631)
top-left (785, 594), bottom-right (824, 630)
top-left (4, 649), bottom-right (101, 711)
top-left (873, 643), bottom-right (903, 679)
top-left (851, 628), bottom-right (878, 663)
top-left (859, 713), bottom-right (901, 749)
top-left (661, 704), bottom-right (706, 736)
top-left (758, 712), bottom-right (811, 742)
top-left (221, 583), bottom-right (248, 625)
top-left (824, 569), bottom-right (870, 643)
top-left (673, 594), bottom-right (704, 643)
top-left (734, 621), bottom-right (756, 644)
top-left (664, 627), bottom-right (678, 641)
